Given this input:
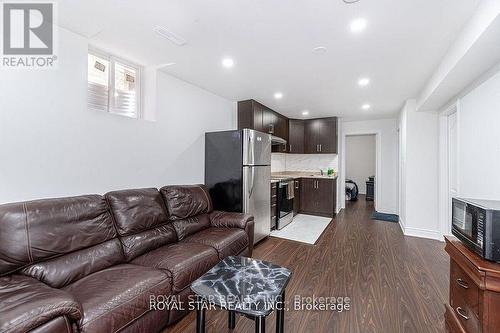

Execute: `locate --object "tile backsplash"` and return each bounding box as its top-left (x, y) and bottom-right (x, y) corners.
top-left (271, 153), bottom-right (338, 173)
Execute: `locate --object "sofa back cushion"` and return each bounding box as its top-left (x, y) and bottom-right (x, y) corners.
top-left (160, 185), bottom-right (212, 240)
top-left (0, 195), bottom-right (123, 288)
top-left (105, 188), bottom-right (177, 260)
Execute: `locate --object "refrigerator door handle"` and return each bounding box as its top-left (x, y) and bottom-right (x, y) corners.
top-left (248, 167), bottom-right (255, 198)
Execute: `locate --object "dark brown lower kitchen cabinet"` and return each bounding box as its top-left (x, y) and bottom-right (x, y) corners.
top-left (293, 179), bottom-right (301, 216)
top-left (300, 178), bottom-right (337, 217)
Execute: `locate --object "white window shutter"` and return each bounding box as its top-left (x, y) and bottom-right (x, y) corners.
top-left (110, 61), bottom-right (139, 118)
top-left (87, 82), bottom-right (109, 112)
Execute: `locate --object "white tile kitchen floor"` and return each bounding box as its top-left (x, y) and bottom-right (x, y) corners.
top-left (270, 214), bottom-right (332, 245)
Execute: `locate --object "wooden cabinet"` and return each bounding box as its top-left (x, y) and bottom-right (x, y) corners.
top-left (444, 236), bottom-right (500, 333)
top-left (262, 107), bottom-right (275, 134)
top-left (300, 178), bottom-right (337, 217)
top-left (288, 119), bottom-right (304, 153)
top-left (304, 117), bottom-right (337, 154)
top-left (275, 115), bottom-right (288, 141)
top-left (293, 179), bottom-right (301, 216)
top-left (238, 100), bottom-right (337, 155)
top-left (238, 100), bottom-right (289, 153)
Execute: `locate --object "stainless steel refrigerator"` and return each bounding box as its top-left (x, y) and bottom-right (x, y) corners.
top-left (205, 129), bottom-right (271, 244)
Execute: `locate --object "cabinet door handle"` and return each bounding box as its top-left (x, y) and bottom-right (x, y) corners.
top-left (455, 307), bottom-right (469, 320)
top-left (456, 278), bottom-right (469, 289)
top-left (289, 144), bottom-right (292, 152)
top-left (319, 144), bottom-right (322, 152)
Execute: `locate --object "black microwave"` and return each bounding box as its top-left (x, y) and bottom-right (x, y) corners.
top-left (452, 198), bottom-right (500, 262)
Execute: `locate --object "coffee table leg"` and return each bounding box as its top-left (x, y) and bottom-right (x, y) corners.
top-left (276, 290), bottom-right (285, 333)
top-left (228, 310), bottom-right (236, 329)
top-left (255, 316), bottom-right (265, 333)
top-left (196, 307), bottom-right (205, 333)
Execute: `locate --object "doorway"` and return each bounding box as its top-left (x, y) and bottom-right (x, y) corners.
top-left (345, 134), bottom-right (377, 209)
top-left (438, 104), bottom-right (459, 237)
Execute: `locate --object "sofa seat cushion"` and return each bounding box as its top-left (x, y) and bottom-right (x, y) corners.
top-left (182, 228), bottom-right (249, 259)
top-left (63, 264), bottom-right (171, 333)
top-left (131, 243), bottom-right (219, 294)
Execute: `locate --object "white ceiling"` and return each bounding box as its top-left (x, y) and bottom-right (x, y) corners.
top-left (56, 0), bottom-right (480, 119)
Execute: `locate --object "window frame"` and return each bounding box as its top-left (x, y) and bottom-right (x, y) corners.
top-left (88, 47), bottom-right (143, 119)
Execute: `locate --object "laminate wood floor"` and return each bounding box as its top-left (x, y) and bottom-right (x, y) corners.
top-left (166, 197), bottom-right (449, 333)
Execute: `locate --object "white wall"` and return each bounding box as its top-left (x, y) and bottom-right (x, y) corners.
top-left (399, 100), bottom-right (440, 240)
top-left (0, 28), bottom-right (236, 204)
top-left (340, 118), bottom-right (399, 214)
top-left (456, 68), bottom-right (500, 199)
top-left (436, 63), bottom-right (500, 238)
top-left (345, 135), bottom-right (376, 194)
top-left (271, 153), bottom-right (338, 173)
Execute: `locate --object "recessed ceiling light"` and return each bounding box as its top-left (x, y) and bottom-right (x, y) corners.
top-left (222, 58), bottom-right (234, 68)
top-left (312, 46), bottom-right (327, 54)
top-left (302, 110), bottom-right (309, 116)
top-left (358, 77), bottom-right (370, 86)
top-left (274, 92), bottom-right (283, 99)
top-left (362, 104), bottom-right (371, 110)
top-left (350, 18), bottom-right (367, 33)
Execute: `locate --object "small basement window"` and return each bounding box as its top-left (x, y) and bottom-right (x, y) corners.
top-left (87, 48), bottom-right (142, 119)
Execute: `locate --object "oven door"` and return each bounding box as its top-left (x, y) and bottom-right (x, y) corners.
top-left (277, 181), bottom-right (294, 229)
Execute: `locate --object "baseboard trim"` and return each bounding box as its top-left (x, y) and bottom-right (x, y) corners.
top-left (398, 217), bottom-right (406, 234)
top-left (376, 206), bottom-right (398, 215)
top-left (403, 226), bottom-right (442, 241)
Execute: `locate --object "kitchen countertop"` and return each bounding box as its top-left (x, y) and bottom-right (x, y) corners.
top-left (271, 171), bottom-right (338, 180)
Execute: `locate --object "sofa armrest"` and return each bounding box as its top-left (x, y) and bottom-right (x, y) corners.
top-left (209, 211), bottom-right (254, 229)
top-left (210, 211), bottom-right (254, 256)
top-left (0, 275), bottom-right (82, 333)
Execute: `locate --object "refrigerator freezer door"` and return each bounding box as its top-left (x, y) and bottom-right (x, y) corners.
top-left (243, 165), bottom-right (271, 244)
top-left (242, 129), bottom-right (271, 166)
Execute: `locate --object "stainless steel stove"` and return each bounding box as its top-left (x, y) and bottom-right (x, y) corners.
top-left (271, 177), bottom-right (294, 230)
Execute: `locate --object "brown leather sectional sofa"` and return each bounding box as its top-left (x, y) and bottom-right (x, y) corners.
top-left (0, 185), bottom-right (254, 333)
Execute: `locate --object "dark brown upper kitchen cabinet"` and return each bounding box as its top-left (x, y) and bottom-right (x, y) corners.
top-left (288, 119), bottom-right (304, 153)
top-left (238, 100), bottom-right (264, 132)
top-left (238, 100), bottom-right (337, 154)
top-left (238, 100), bottom-right (288, 141)
top-left (274, 115), bottom-right (288, 141)
top-left (304, 119), bottom-right (320, 154)
top-left (304, 117), bottom-right (337, 154)
top-left (300, 178), bottom-right (337, 217)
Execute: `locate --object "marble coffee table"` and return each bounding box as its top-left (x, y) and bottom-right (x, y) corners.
top-left (191, 256), bottom-right (292, 333)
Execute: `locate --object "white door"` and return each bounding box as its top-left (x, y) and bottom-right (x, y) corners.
top-left (446, 111), bottom-right (458, 235)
